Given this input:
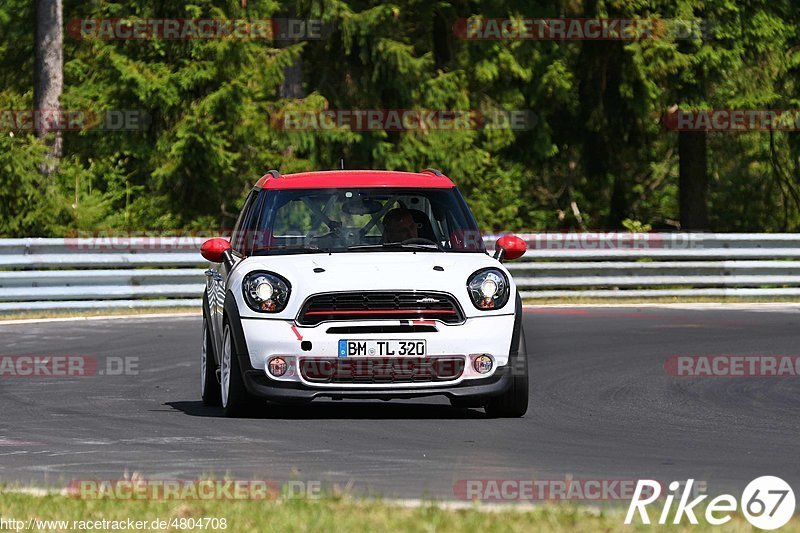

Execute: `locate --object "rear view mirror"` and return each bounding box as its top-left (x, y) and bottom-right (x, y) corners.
top-left (200, 238), bottom-right (231, 263)
top-left (494, 235), bottom-right (527, 261)
top-left (342, 198), bottom-right (382, 215)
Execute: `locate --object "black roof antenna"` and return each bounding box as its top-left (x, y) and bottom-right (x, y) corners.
top-left (421, 168), bottom-right (443, 176)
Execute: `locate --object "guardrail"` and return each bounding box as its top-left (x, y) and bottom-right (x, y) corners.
top-left (0, 238), bottom-right (204, 312)
top-left (1, 234), bottom-right (800, 311)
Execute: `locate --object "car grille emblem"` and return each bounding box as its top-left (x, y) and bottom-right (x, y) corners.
top-left (416, 297), bottom-right (439, 303)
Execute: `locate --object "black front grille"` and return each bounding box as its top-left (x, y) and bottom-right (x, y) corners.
top-left (326, 325), bottom-right (438, 334)
top-left (297, 292), bottom-right (464, 326)
top-left (300, 356), bottom-right (465, 384)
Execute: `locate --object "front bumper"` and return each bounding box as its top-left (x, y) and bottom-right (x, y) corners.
top-left (240, 364), bottom-right (512, 402)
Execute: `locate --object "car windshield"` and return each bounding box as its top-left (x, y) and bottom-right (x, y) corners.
top-left (235, 188), bottom-right (485, 255)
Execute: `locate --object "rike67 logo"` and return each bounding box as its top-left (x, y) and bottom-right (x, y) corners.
top-left (626, 477), bottom-right (795, 530)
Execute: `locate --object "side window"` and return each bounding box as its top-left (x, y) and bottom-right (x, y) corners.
top-left (230, 191), bottom-right (256, 254)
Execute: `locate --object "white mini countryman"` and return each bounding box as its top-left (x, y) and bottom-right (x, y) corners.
top-left (200, 170), bottom-right (529, 417)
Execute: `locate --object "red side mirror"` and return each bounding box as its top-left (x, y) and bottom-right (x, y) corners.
top-left (495, 235), bottom-right (527, 261)
top-left (201, 238), bottom-right (231, 263)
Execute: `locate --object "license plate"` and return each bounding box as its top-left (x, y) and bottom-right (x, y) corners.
top-left (338, 339), bottom-right (427, 357)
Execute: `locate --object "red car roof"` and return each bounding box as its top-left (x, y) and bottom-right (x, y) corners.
top-left (254, 170), bottom-right (455, 190)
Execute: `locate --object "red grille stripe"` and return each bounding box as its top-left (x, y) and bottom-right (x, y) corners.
top-left (303, 309), bottom-right (457, 316)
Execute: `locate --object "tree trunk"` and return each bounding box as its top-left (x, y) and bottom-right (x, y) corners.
top-left (278, 52), bottom-right (302, 162)
top-left (34, 0), bottom-right (63, 176)
top-left (278, 5), bottom-right (304, 100)
top-left (678, 130), bottom-right (709, 230)
top-left (279, 58), bottom-right (304, 99)
top-left (432, 10), bottom-right (452, 70)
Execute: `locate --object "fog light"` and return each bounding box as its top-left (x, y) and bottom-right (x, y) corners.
top-left (268, 357), bottom-right (287, 377)
top-left (473, 355), bottom-right (493, 374)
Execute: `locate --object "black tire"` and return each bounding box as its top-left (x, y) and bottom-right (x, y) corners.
top-left (484, 329), bottom-right (529, 418)
top-left (221, 322), bottom-right (254, 418)
top-left (201, 318), bottom-right (221, 407)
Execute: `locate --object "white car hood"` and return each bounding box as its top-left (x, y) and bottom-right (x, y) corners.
top-left (230, 251), bottom-right (516, 320)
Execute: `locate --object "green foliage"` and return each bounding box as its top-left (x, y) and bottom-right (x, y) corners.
top-left (622, 219), bottom-right (653, 233)
top-left (1, 0), bottom-right (799, 235)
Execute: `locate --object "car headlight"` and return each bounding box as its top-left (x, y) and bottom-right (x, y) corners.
top-left (467, 268), bottom-right (510, 310)
top-left (242, 271), bottom-right (291, 313)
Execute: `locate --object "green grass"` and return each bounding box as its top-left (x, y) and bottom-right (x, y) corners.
top-left (0, 491), bottom-right (796, 532)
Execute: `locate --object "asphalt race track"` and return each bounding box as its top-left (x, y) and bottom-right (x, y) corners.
top-left (1, 306), bottom-right (799, 500)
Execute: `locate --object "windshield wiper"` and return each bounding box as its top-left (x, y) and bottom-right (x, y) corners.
top-left (252, 246), bottom-right (326, 255)
top-left (346, 242), bottom-right (443, 252)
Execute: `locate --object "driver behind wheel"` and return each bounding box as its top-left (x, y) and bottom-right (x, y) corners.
top-left (382, 208), bottom-right (418, 243)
